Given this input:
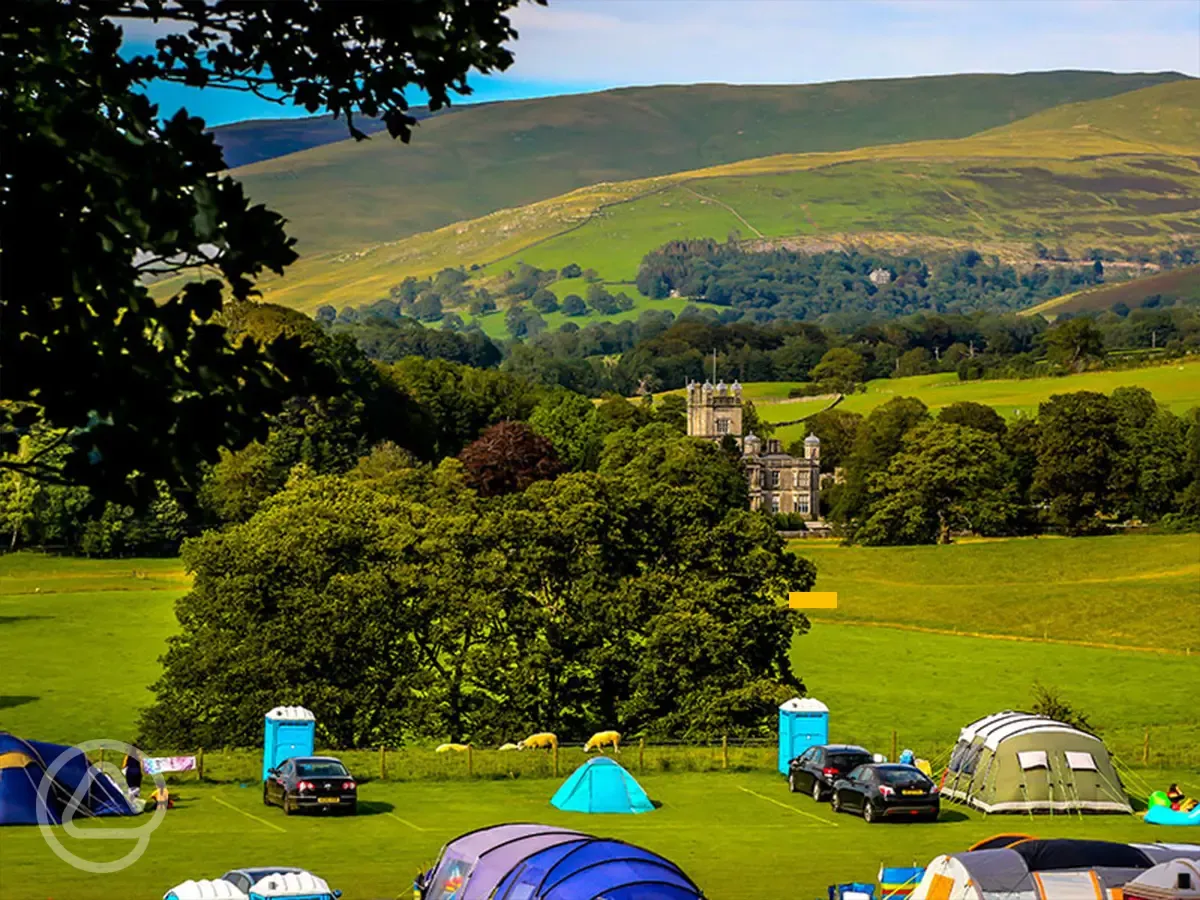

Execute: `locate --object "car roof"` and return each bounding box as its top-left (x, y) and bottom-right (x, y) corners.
top-left (823, 745), bottom-right (871, 754)
top-left (290, 756), bottom-right (344, 765)
top-left (871, 763), bottom-right (924, 772)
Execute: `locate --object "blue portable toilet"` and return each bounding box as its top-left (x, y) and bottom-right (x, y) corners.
top-left (777, 697), bottom-right (829, 774)
top-left (262, 706), bottom-right (316, 781)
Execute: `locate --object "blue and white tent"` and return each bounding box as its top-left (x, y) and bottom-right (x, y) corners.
top-left (0, 732), bottom-right (132, 826)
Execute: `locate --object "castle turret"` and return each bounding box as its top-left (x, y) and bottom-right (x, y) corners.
top-left (804, 432), bottom-right (821, 460)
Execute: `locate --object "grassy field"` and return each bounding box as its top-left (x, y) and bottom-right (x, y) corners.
top-left (2, 535), bottom-right (1198, 899)
top-left (3, 770), bottom-right (1199, 900)
top-left (213, 81), bottom-right (1200, 313)
top-left (1024, 265), bottom-right (1200, 319)
top-left (733, 360), bottom-right (1200, 445)
top-left (228, 72), bottom-right (1183, 255)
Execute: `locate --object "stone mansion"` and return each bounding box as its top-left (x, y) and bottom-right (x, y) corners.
top-left (685, 379), bottom-right (822, 522)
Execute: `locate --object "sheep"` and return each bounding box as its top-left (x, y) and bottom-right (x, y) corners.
top-left (584, 730), bottom-right (621, 753)
top-left (516, 732), bottom-right (558, 750)
top-left (435, 743), bottom-right (470, 753)
top-left (498, 743), bottom-right (519, 751)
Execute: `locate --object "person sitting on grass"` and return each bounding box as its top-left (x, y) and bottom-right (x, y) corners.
top-left (151, 784), bottom-right (173, 811)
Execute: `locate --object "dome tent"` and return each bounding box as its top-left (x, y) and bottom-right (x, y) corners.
top-left (417, 823), bottom-right (704, 900)
top-left (0, 732), bottom-right (132, 826)
top-left (1125, 859), bottom-right (1200, 900)
top-left (550, 757), bottom-right (654, 814)
top-left (909, 840), bottom-right (1200, 900)
top-left (942, 712), bottom-right (1131, 814)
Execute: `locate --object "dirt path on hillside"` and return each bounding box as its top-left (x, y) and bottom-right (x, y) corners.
top-left (682, 185), bottom-right (764, 238)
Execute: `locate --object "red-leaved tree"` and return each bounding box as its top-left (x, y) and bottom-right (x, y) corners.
top-left (458, 421), bottom-right (564, 497)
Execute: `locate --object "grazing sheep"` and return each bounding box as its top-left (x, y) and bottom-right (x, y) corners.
top-left (516, 732), bottom-right (558, 751)
top-left (435, 743), bottom-right (470, 753)
top-left (584, 730), bottom-right (621, 753)
top-left (498, 743), bottom-right (519, 751)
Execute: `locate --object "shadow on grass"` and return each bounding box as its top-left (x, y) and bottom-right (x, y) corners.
top-left (0, 615), bottom-right (53, 626)
top-left (0, 695), bottom-right (38, 710)
top-left (354, 800), bottom-right (398, 817)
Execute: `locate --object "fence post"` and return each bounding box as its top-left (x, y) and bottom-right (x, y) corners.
top-left (1143, 729), bottom-right (1150, 765)
top-left (639, 738), bottom-right (645, 773)
top-left (197, 748), bottom-right (204, 782)
top-left (892, 730), bottom-right (898, 762)
top-left (380, 746), bottom-right (387, 781)
top-left (467, 745), bottom-right (473, 777)
top-left (722, 735), bottom-right (729, 770)
top-left (553, 745), bottom-right (559, 778)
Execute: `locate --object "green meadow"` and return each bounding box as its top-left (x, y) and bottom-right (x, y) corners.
top-left (738, 360), bottom-right (1200, 445)
top-left (1, 531), bottom-right (1197, 899)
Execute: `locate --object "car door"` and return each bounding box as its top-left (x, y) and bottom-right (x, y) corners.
top-left (855, 768), bottom-right (877, 812)
top-left (845, 766), bottom-right (868, 811)
top-left (272, 761), bottom-right (292, 803)
top-left (794, 748), bottom-right (814, 791)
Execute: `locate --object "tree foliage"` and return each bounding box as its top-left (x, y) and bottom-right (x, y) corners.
top-left (1, 0), bottom-right (530, 503)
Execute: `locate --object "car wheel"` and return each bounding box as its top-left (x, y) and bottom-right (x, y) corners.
top-left (863, 801), bottom-right (877, 823)
top-left (812, 780), bottom-right (824, 802)
top-left (924, 810), bottom-right (939, 823)
top-left (788, 774), bottom-right (798, 793)
top-left (345, 802), bottom-right (357, 817)
top-left (262, 785), bottom-right (271, 807)
top-left (831, 792), bottom-right (842, 814)
top-left (283, 794), bottom-right (295, 816)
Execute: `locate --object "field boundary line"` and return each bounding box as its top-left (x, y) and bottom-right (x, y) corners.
top-left (811, 619), bottom-right (1190, 656)
top-left (211, 795), bottom-right (287, 833)
top-left (386, 811), bottom-right (427, 831)
top-left (738, 786), bottom-right (838, 825)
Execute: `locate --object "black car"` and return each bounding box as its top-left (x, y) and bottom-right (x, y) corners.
top-left (788, 744), bottom-right (874, 800)
top-left (830, 763), bottom-right (939, 823)
top-left (263, 756), bottom-right (358, 816)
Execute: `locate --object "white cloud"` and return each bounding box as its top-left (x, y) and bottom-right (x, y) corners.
top-left (502, 0), bottom-right (1200, 85)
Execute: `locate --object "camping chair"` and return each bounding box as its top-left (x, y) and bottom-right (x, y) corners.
top-left (880, 867), bottom-right (925, 899)
top-left (830, 882), bottom-right (876, 900)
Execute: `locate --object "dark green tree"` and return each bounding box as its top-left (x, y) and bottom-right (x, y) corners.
top-left (1031, 392), bottom-right (1119, 534)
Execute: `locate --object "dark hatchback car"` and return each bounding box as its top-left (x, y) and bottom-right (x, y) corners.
top-left (788, 744), bottom-right (874, 800)
top-left (263, 756), bottom-right (358, 816)
top-left (830, 763), bottom-right (939, 823)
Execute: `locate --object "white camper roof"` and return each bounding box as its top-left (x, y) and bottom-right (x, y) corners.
top-left (958, 711), bottom-right (1097, 750)
top-left (264, 706), bottom-right (315, 722)
top-left (164, 880), bottom-right (249, 900)
top-left (249, 871), bottom-right (333, 898)
top-left (780, 698), bottom-right (829, 713)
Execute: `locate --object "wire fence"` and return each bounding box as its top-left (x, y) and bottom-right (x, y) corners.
top-left (92, 727), bottom-right (1199, 786)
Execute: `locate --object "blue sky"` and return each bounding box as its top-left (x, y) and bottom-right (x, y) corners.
top-left (119, 0), bottom-right (1200, 127)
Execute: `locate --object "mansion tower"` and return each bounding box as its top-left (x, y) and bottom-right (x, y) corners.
top-left (685, 380), bottom-right (823, 523)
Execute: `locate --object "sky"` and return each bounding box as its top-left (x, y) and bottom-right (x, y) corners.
top-left (119, 0), bottom-right (1200, 127)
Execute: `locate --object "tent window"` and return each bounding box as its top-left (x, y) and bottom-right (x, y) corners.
top-left (1065, 751), bottom-right (1097, 771)
top-left (962, 745), bottom-right (983, 775)
top-left (1018, 751), bottom-right (1049, 770)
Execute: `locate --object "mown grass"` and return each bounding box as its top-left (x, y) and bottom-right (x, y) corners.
top-left (4, 770), bottom-right (1199, 900)
top-left (748, 360), bottom-right (1200, 445)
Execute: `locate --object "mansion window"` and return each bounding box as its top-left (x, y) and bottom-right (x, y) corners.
top-left (795, 496), bottom-right (810, 515)
top-left (770, 495), bottom-right (781, 513)
top-left (768, 470), bottom-right (780, 488)
top-left (716, 418), bottom-right (730, 434)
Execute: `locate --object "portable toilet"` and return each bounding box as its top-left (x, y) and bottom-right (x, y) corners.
top-left (778, 697), bottom-right (830, 774)
top-left (262, 706), bottom-right (316, 781)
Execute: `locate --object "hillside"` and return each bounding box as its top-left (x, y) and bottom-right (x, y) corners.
top-left (209, 110), bottom-right (435, 168)
top-left (229, 71), bottom-right (1187, 254)
top-left (1024, 264), bottom-right (1200, 318)
top-left (221, 80), bottom-right (1200, 313)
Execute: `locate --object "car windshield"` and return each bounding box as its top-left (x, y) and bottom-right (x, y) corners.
top-left (880, 767), bottom-right (930, 787)
top-left (829, 753), bottom-right (871, 768)
top-left (296, 761), bottom-right (348, 777)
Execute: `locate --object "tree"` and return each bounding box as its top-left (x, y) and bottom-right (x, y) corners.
top-left (561, 294), bottom-right (588, 317)
top-left (811, 348), bottom-right (867, 393)
top-left (790, 409), bottom-right (862, 474)
top-left (458, 421), bottom-right (565, 497)
top-left (939, 402), bottom-right (1007, 437)
top-left (2, 0), bottom-right (531, 503)
top-left (857, 422), bottom-right (1017, 545)
top-left (528, 393), bottom-right (603, 471)
top-left (833, 397), bottom-right (929, 531)
top-left (1044, 318), bottom-right (1106, 372)
top-left (1032, 392), bottom-right (1119, 534)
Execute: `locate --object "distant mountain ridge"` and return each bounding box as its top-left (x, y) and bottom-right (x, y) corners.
top-left (225, 70), bottom-right (1190, 254)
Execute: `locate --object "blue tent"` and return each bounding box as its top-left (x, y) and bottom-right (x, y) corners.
top-left (418, 824), bottom-right (704, 900)
top-left (0, 732), bottom-right (133, 826)
top-left (550, 758), bottom-right (653, 814)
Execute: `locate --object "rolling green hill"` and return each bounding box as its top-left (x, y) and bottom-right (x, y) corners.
top-left (230, 71), bottom-right (1188, 254)
top-left (225, 80), bottom-right (1200, 313)
top-left (1024, 264), bottom-right (1200, 318)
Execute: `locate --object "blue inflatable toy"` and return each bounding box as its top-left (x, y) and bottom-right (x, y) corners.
top-left (1145, 804), bottom-right (1200, 826)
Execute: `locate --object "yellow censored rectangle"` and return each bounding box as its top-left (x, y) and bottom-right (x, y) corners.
top-left (789, 591), bottom-right (838, 609)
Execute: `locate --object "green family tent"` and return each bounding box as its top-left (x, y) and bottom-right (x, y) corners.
top-left (551, 758), bottom-right (654, 814)
top-left (942, 712), bottom-right (1131, 815)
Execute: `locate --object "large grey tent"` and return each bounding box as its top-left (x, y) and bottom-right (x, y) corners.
top-left (909, 840), bottom-right (1200, 900)
top-left (942, 712), bottom-right (1131, 814)
top-left (1125, 859), bottom-right (1200, 900)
